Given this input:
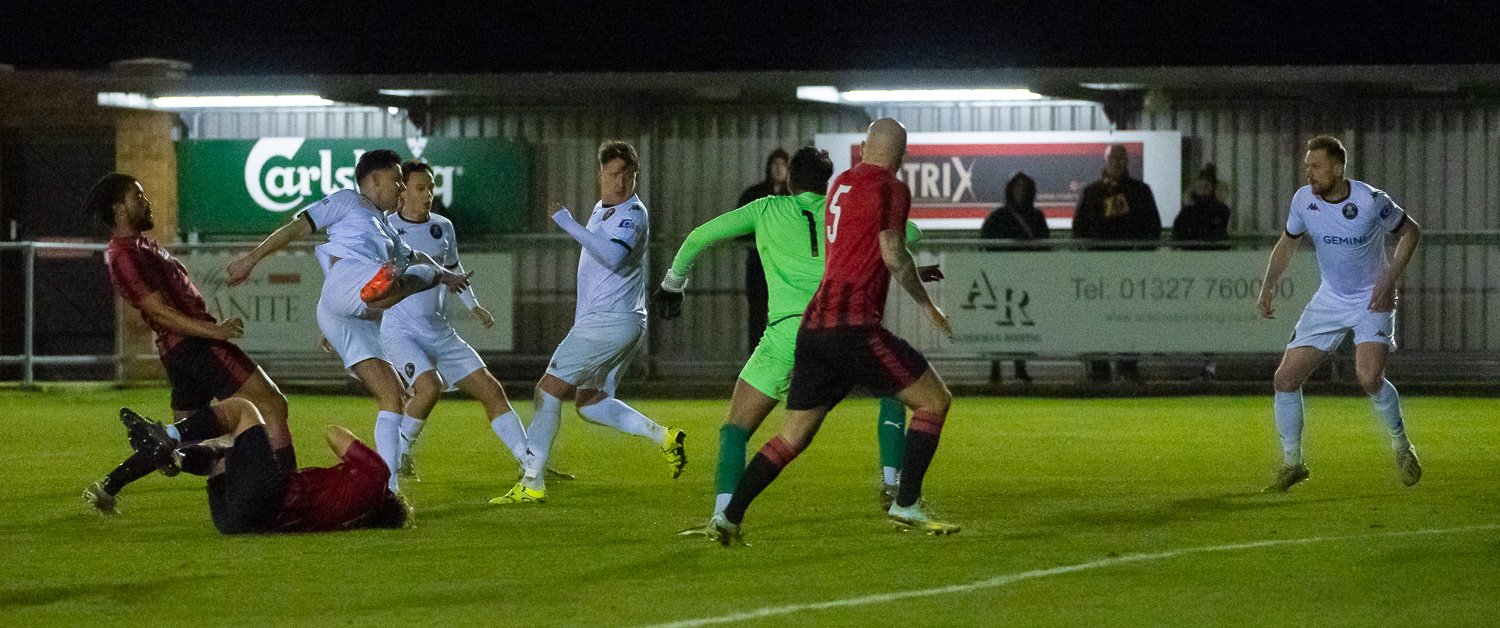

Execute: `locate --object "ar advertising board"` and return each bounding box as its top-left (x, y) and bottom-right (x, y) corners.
top-left (815, 131), bottom-right (1181, 231)
top-left (944, 250), bottom-right (1319, 354)
top-left (176, 249), bottom-right (515, 354)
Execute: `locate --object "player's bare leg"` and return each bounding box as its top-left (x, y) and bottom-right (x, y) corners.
top-left (352, 357), bottom-right (408, 492)
top-left (1354, 342), bottom-right (1420, 485)
top-left (1265, 346), bottom-right (1325, 492)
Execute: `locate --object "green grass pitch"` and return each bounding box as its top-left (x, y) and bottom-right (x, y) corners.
top-left (2, 387), bottom-right (1497, 626)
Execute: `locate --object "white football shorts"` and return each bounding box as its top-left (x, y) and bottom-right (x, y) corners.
top-left (545, 315), bottom-right (645, 395)
top-left (317, 258), bottom-right (387, 369)
top-left (1287, 291), bottom-right (1396, 352)
top-left (382, 325), bottom-right (485, 391)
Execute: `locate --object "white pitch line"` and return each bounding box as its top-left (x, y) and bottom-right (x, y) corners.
top-left (645, 523), bottom-right (1500, 628)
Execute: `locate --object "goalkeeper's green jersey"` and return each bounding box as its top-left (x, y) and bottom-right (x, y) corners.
top-left (669, 191), bottom-right (923, 325)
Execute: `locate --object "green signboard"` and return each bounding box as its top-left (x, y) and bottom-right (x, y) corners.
top-left (178, 137), bottom-right (528, 236)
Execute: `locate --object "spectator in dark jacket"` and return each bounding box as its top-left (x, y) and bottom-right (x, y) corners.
top-left (979, 172), bottom-right (1047, 384)
top-left (980, 172), bottom-right (1049, 241)
top-left (736, 149), bottom-right (790, 352)
top-left (1175, 164), bottom-right (1232, 380)
top-left (1073, 145), bottom-right (1161, 242)
top-left (1074, 145), bottom-right (1160, 383)
top-left (1173, 163), bottom-right (1231, 250)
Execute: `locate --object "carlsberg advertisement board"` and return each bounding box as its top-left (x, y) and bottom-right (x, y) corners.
top-left (178, 137), bottom-right (528, 235)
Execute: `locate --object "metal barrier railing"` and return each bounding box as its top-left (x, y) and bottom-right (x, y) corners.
top-left (4, 231), bottom-right (1496, 385)
top-left (0, 241), bottom-right (113, 386)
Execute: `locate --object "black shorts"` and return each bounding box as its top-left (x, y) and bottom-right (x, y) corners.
top-left (206, 425), bottom-right (290, 535)
top-left (785, 325), bottom-right (930, 411)
top-left (162, 338), bottom-right (256, 412)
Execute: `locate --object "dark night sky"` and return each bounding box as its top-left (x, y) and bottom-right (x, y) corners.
top-left (5, 2), bottom-right (1500, 75)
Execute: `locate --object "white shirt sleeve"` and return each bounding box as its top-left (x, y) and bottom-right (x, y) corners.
top-left (1372, 189), bottom-right (1406, 232)
top-left (298, 190), bottom-right (352, 232)
top-left (1285, 194), bottom-right (1306, 237)
top-left (604, 207), bottom-right (647, 251)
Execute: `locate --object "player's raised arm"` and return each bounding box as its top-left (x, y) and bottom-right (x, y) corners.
top-left (653, 204), bottom-right (757, 321)
top-left (226, 212), bottom-right (315, 286)
top-left (550, 204), bottom-right (634, 270)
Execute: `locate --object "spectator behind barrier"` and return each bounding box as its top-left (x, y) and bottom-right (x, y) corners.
top-left (1073, 145), bottom-right (1161, 383)
top-left (735, 148), bottom-right (790, 353)
top-left (1173, 164), bottom-right (1232, 251)
top-left (979, 171), bottom-right (1048, 384)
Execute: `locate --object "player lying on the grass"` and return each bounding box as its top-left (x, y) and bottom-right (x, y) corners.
top-left (1257, 134), bottom-right (1423, 493)
top-left (491, 141), bottom-right (686, 506)
top-left (381, 160), bottom-right (571, 486)
top-left (120, 399), bottom-right (410, 534)
top-left (653, 147), bottom-right (943, 532)
top-left (708, 119), bottom-right (959, 545)
top-left (226, 149), bottom-right (470, 494)
top-left (81, 173), bottom-right (290, 515)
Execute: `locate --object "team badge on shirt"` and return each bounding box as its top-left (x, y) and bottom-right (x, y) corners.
top-left (1342, 203), bottom-right (1359, 220)
top-left (430, 224), bottom-right (443, 239)
top-left (405, 363), bottom-right (416, 378)
top-left (602, 208), bottom-right (616, 222)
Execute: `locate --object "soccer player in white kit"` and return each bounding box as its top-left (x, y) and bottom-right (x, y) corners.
top-left (1257, 135), bottom-right (1424, 492)
top-left (489, 140), bottom-right (687, 505)
top-left (227, 149), bottom-right (470, 493)
top-left (381, 160), bottom-right (533, 486)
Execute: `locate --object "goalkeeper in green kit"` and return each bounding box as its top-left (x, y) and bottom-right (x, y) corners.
top-left (653, 147), bottom-right (940, 533)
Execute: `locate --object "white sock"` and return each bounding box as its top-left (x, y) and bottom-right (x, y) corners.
top-left (1273, 390), bottom-right (1304, 465)
top-left (375, 411), bottom-right (403, 492)
top-left (398, 415), bottom-right (426, 458)
top-left (1370, 379), bottom-right (1411, 450)
top-left (714, 493), bottom-right (732, 516)
top-left (577, 398), bottom-right (667, 445)
top-left (524, 390), bottom-right (564, 491)
top-left (882, 466), bottom-right (900, 486)
top-left (490, 410), bottom-right (529, 462)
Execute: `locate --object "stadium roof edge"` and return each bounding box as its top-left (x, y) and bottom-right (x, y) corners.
top-left (13, 64), bottom-right (1500, 108)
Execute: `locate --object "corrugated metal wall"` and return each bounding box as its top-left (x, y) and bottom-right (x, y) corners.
top-left (1137, 98), bottom-right (1500, 234)
top-left (176, 98), bottom-right (1498, 366)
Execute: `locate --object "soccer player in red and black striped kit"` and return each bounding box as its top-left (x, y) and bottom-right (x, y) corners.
top-left (708, 119), bottom-right (960, 544)
top-left (118, 399), bottom-right (408, 534)
top-left (82, 173), bottom-right (290, 514)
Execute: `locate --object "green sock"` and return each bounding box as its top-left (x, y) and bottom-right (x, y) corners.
top-left (877, 396), bottom-right (906, 484)
top-left (716, 423), bottom-right (751, 494)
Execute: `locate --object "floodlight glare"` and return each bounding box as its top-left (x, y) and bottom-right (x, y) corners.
top-left (796, 86), bottom-right (1043, 103)
top-left (150, 95), bottom-right (336, 108)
